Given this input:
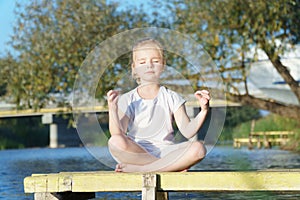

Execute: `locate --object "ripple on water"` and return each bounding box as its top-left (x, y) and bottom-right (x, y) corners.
top-left (0, 146), bottom-right (299, 200)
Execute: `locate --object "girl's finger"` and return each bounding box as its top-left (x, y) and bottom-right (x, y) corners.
top-left (195, 91), bottom-right (210, 100)
top-left (195, 90), bottom-right (209, 97)
top-left (107, 90), bottom-right (114, 96)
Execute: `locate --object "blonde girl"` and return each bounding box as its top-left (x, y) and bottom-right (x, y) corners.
top-left (107, 38), bottom-right (210, 172)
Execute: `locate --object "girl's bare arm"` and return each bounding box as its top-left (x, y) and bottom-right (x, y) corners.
top-left (107, 90), bottom-right (129, 135)
top-left (174, 90), bottom-right (210, 139)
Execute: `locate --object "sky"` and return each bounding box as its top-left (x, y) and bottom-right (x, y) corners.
top-left (0, 0), bottom-right (150, 56)
top-left (0, 0), bottom-right (17, 56)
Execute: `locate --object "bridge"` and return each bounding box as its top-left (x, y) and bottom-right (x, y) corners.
top-left (0, 106), bottom-right (107, 118)
top-left (0, 98), bottom-right (239, 118)
top-left (0, 99), bottom-right (238, 148)
top-left (0, 106), bottom-right (109, 148)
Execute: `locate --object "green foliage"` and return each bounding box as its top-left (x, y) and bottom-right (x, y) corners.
top-left (0, 137), bottom-right (24, 150)
top-left (174, 0), bottom-right (299, 82)
top-left (2, 0), bottom-right (163, 109)
top-left (1, 0), bottom-right (299, 114)
top-left (0, 117), bottom-right (48, 149)
top-left (231, 113), bottom-right (300, 138)
top-left (231, 113), bottom-right (300, 151)
top-left (230, 121), bottom-right (253, 139)
top-left (221, 111), bottom-right (300, 151)
top-left (253, 114), bottom-right (299, 132)
top-left (172, 0), bottom-right (300, 119)
top-left (220, 106), bottom-right (260, 141)
top-left (294, 132), bottom-right (300, 151)
top-left (0, 0), bottom-right (300, 149)
top-left (225, 106), bottom-right (261, 128)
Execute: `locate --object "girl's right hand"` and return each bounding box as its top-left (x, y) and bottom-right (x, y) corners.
top-left (194, 90), bottom-right (210, 111)
top-left (107, 90), bottom-right (119, 109)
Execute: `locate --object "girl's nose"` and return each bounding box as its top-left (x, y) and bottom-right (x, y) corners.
top-left (147, 61), bottom-right (154, 68)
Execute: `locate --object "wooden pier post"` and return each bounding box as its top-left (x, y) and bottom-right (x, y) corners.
top-left (248, 136), bottom-right (253, 149)
top-left (263, 133), bottom-right (271, 149)
top-left (34, 192), bottom-right (95, 200)
top-left (142, 174), bottom-right (156, 200)
top-left (142, 174), bottom-right (168, 200)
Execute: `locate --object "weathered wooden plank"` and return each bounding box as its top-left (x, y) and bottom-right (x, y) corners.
top-left (24, 170), bottom-right (300, 194)
top-left (24, 174), bottom-right (72, 193)
top-left (234, 138), bottom-right (259, 143)
top-left (157, 171), bottom-right (300, 191)
top-left (71, 172), bottom-right (143, 192)
top-left (233, 130), bottom-right (295, 149)
top-left (24, 175), bottom-right (48, 193)
top-left (251, 131), bottom-right (294, 136)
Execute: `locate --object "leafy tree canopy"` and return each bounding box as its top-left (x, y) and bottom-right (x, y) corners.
top-left (0, 0), bottom-right (299, 120)
top-left (1, 0), bottom-right (162, 110)
top-left (172, 0), bottom-right (300, 119)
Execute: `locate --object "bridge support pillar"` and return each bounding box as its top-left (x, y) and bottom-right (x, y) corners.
top-left (49, 123), bottom-right (58, 148)
top-left (42, 113), bottom-right (58, 148)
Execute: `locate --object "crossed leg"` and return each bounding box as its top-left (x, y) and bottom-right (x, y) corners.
top-left (108, 134), bottom-right (159, 166)
top-left (108, 134), bottom-right (206, 172)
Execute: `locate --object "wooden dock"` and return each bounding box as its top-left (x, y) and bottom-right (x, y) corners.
top-left (233, 131), bottom-right (295, 149)
top-left (24, 170), bottom-right (300, 200)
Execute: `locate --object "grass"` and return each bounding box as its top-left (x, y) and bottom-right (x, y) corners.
top-left (0, 137), bottom-right (24, 150)
top-left (230, 113), bottom-right (300, 151)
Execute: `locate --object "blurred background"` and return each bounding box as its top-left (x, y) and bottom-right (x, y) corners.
top-left (0, 0), bottom-right (299, 199)
top-left (0, 0), bottom-right (299, 150)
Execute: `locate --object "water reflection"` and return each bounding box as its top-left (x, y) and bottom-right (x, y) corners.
top-left (0, 146), bottom-right (299, 200)
top-left (196, 146), bottom-right (300, 170)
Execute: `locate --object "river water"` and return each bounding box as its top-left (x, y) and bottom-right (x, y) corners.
top-left (0, 145), bottom-right (300, 200)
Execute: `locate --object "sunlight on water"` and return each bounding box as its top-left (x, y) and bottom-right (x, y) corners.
top-left (0, 146), bottom-right (299, 200)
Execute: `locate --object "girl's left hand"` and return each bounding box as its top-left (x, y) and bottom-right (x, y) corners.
top-left (194, 90), bottom-right (210, 111)
top-left (107, 90), bottom-right (119, 110)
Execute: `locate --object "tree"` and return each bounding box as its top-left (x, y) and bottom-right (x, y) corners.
top-left (172, 0), bottom-right (300, 119)
top-left (220, 106), bottom-right (261, 141)
top-left (0, 54), bottom-right (21, 106)
top-left (3, 0), bottom-right (153, 110)
top-left (3, 0), bottom-right (300, 120)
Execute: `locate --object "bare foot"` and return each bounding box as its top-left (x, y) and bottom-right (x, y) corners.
top-left (179, 168), bottom-right (188, 172)
top-left (115, 163), bottom-right (190, 173)
top-left (115, 163), bottom-right (142, 172)
top-left (115, 163), bottom-right (124, 172)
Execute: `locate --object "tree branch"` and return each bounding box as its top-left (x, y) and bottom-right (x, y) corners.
top-left (261, 43), bottom-right (300, 101)
top-left (228, 93), bottom-right (300, 119)
top-left (268, 56), bottom-right (300, 100)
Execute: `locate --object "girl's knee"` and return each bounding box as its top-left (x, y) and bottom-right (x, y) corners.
top-left (190, 141), bottom-right (206, 160)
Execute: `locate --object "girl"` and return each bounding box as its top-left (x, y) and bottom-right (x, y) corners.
top-left (107, 38), bottom-right (210, 172)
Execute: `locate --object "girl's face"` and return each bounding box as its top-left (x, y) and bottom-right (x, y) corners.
top-left (132, 44), bottom-right (164, 84)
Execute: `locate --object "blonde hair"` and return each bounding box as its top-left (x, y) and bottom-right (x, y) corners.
top-left (131, 38), bottom-right (165, 84)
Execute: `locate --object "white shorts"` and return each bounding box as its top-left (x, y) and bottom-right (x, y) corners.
top-left (138, 140), bottom-right (193, 158)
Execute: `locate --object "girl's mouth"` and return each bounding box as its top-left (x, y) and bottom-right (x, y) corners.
top-left (145, 71), bottom-right (155, 74)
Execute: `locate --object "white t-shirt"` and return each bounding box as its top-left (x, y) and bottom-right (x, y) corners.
top-left (118, 86), bottom-right (186, 157)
